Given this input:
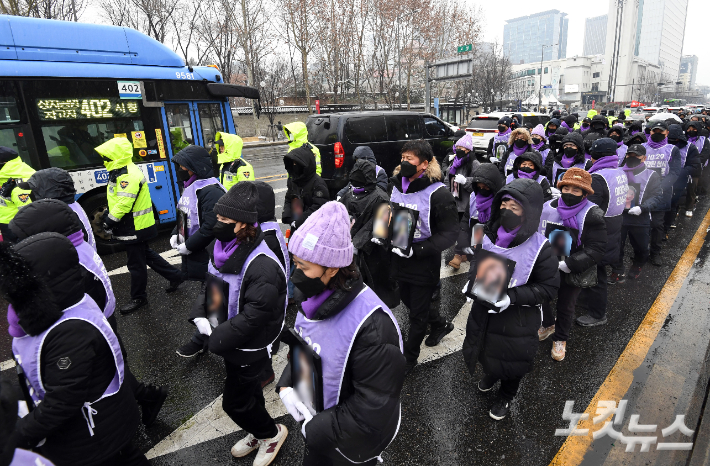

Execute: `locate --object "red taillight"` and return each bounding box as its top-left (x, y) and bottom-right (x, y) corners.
top-left (334, 142), bottom-right (344, 168)
top-left (18, 132), bottom-right (23, 137)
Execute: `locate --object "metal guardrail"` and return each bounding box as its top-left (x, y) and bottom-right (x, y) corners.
top-left (231, 103), bottom-right (427, 115)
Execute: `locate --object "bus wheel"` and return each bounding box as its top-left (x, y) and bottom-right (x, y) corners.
top-left (80, 193), bottom-right (122, 255)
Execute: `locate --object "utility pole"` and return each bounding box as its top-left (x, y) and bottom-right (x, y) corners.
top-left (538, 44), bottom-right (556, 112)
top-left (425, 62), bottom-right (431, 114)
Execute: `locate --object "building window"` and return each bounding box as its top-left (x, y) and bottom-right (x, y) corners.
top-left (592, 83), bottom-right (599, 91)
top-left (593, 72), bottom-right (600, 78)
top-left (544, 67), bottom-right (549, 74)
top-left (538, 68), bottom-right (542, 74)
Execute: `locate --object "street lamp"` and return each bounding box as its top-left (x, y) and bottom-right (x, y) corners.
top-left (538, 44), bottom-right (557, 112)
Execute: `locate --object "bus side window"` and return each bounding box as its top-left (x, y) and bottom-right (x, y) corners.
top-left (198, 103), bottom-right (224, 150)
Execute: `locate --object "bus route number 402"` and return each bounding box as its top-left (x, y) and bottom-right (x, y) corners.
top-left (117, 81), bottom-right (142, 99)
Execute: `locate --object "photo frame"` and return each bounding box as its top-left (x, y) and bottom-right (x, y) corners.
top-left (204, 273), bottom-right (229, 328)
top-left (495, 143), bottom-right (507, 162)
top-left (464, 248), bottom-right (516, 305)
top-left (176, 209), bottom-right (187, 244)
top-left (390, 205), bottom-right (419, 254)
top-left (471, 224), bottom-right (485, 248)
top-left (545, 223), bottom-right (573, 259)
top-left (283, 329), bottom-right (324, 414)
top-left (625, 183), bottom-right (640, 211)
top-left (372, 203), bottom-right (392, 242)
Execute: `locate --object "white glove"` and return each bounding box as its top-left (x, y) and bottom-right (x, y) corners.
top-left (461, 281), bottom-right (469, 294)
top-left (550, 187), bottom-right (561, 200)
top-left (628, 206), bottom-right (642, 216)
top-left (193, 317), bottom-right (212, 336)
top-left (489, 294), bottom-right (511, 313)
top-left (370, 237), bottom-right (383, 245)
top-left (279, 387), bottom-right (305, 422)
top-left (489, 156), bottom-right (499, 163)
top-left (448, 153), bottom-right (456, 161)
top-left (290, 221), bottom-right (297, 229)
top-left (454, 174), bottom-right (467, 185)
top-left (170, 234), bottom-right (179, 249)
top-left (301, 416), bottom-right (311, 438)
top-left (176, 243), bottom-right (192, 255)
top-left (463, 247), bottom-right (474, 255)
top-left (393, 247), bottom-right (413, 258)
top-left (558, 260), bottom-right (571, 274)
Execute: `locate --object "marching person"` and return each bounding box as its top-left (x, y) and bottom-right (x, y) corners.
top-left (215, 132), bottom-right (256, 190)
top-left (281, 121), bottom-right (322, 175)
top-left (538, 169), bottom-right (606, 360)
top-left (462, 179), bottom-right (559, 420)
top-left (506, 151), bottom-right (554, 201)
top-left (610, 145), bottom-right (663, 282)
top-left (389, 140), bottom-right (458, 374)
top-left (190, 182), bottom-right (289, 465)
top-left (487, 116), bottom-right (513, 162)
top-left (95, 138), bottom-right (184, 314)
top-left (545, 118), bottom-right (561, 139)
top-left (277, 201), bottom-right (405, 466)
top-left (336, 146), bottom-right (388, 199)
top-left (686, 120), bottom-right (710, 200)
top-left (0, 233), bottom-right (148, 465)
top-left (499, 128), bottom-right (532, 177)
top-left (0, 147), bottom-right (33, 242)
top-left (619, 131), bottom-right (648, 166)
top-left (579, 117), bottom-right (592, 133)
top-left (447, 133), bottom-right (480, 270)
top-left (547, 127), bottom-right (570, 162)
top-left (667, 124), bottom-right (700, 220)
top-left (545, 132), bottom-right (587, 188)
top-left (19, 167), bottom-right (96, 249)
top-left (9, 199), bottom-right (169, 427)
top-left (608, 125), bottom-right (626, 163)
top-left (530, 124), bottom-right (551, 165)
top-left (582, 115), bottom-right (609, 138)
top-left (468, 164), bottom-right (505, 238)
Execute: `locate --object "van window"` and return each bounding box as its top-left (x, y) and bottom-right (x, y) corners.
top-left (423, 116), bottom-right (448, 137)
top-left (467, 118), bottom-right (499, 130)
top-left (386, 115), bottom-right (422, 141)
top-left (306, 116), bottom-right (338, 144)
top-left (522, 116), bottom-right (540, 126)
top-left (344, 116), bottom-right (386, 143)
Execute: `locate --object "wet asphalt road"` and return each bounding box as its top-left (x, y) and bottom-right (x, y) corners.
top-left (1, 145), bottom-right (709, 466)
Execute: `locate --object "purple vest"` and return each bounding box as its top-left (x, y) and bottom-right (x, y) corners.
top-left (177, 178), bottom-right (224, 239)
top-left (10, 448), bottom-right (55, 466)
top-left (12, 295), bottom-right (124, 437)
top-left (207, 240), bottom-right (286, 351)
top-left (643, 143), bottom-right (674, 177)
top-left (469, 193), bottom-right (478, 220)
top-left (375, 165), bottom-right (384, 177)
top-left (69, 202), bottom-right (96, 251)
top-left (480, 233), bottom-right (547, 288)
top-left (390, 182), bottom-right (445, 242)
top-left (539, 148), bottom-right (551, 165)
top-left (503, 154), bottom-right (518, 176)
top-left (592, 168), bottom-right (628, 217)
top-left (294, 286), bottom-right (403, 411)
top-left (678, 144), bottom-right (691, 168)
top-left (627, 168), bottom-right (654, 219)
top-left (76, 240), bottom-right (116, 318)
top-left (505, 173), bottom-right (545, 185)
top-left (539, 200), bottom-right (596, 244)
top-left (617, 145), bottom-right (628, 166)
top-left (692, 136), bottom-right (707, 167)
top-left (551, 161), bottom-right (586, 187)
top-left (261, 221), bottom-right (290, 279)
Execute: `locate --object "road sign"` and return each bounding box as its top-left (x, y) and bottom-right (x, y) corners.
top-left (457, 44), bottom-right (472, 54)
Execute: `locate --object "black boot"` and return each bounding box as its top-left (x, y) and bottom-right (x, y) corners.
top-left (165, 278), bottom-right (185, 293)
top-left (120, 298), bottom-right (148, 315)
top-left (135, 382), bottom-right (168, 427)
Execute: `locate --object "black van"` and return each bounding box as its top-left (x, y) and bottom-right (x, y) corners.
top-left (305, 111), bottom-right (456, 195)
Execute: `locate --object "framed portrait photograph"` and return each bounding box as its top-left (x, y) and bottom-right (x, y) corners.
top-left (204, 273), bottom-right (229, 328)
top-left (471, 224), bottom-right (485, 247)
top-left (625, 183), bottom-right (640, 211)
top-left (372, 203), bottom-right (392, 242)
top-left (544, 223), bottom-right (573, 259)
top-left (465, 248), bottom-right (516, 305)
top-left (390, 206), bottom-right (419, 254)
top-left (284, 329), bottom-right (324, 415)
top-left (176, 209), bottom-right (187, 244)
top-left (495, 144), bottom-right (507, 162)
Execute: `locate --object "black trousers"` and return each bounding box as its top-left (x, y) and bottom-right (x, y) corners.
top-left (582, 265), bottom-right (609, 320)
top-left (303, 448), bottom-right (378, 466)
top-left (542, 277), bottom-right (582, 341)
top-left (98, 441), bottom-right (150, 466)
top-left (613, 224), bottom-right (651, 274)
top-left (399, 281), bottom-right (445, 363)
top-left (223, 358), bottom-right (277, 440)
top-left (481, 373), bottom-right (522, 402)
top-left (124, 241), bottom-right (183, 300)
top-left (454, 211), bottom-right (471, 255)
top-left (686, 176), bottom-right (699, 211)
top-left (650, 211), bottom-right (665, 258)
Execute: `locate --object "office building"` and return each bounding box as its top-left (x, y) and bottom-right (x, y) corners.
top-left (680, 55), bottom-right (699, 90)
top-left (503, 10), bottom-right (569, 65)
top-left (583, 15), bottom-right (607, 56)
top-left (633, 0), bottom-right (689, 79)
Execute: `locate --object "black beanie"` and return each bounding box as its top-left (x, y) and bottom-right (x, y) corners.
top-left (213, 181), bottom-right (259, 223)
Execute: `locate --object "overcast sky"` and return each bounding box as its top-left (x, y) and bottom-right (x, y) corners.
top-left (471, 0), bottom-right (709, 86)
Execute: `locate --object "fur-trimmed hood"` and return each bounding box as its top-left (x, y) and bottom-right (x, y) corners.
top-left (508, 128), bottom-right (532, 147)
top-left (393, 156), bottom-right (442, 182)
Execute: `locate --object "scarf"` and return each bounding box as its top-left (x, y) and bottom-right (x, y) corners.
top-left (617, 140), bottom-right (624, 147)
top-left (631, 130), bottom-right (639, 136)
top-left (475, 194), bottom-right (494, 223)
top-left (498, 128), bottom-right (512, 139)
top-left (6, 305), bottom-right (25, 337)
top-left (401, 171), bottom-right (425, 193)
top-left (68, 230), bottom-right (84, 247)
top-left (561, 121), bottom-right (572, 131)
top-left (557, 197), bottom-right (589, 244)
top-left (589, 156), bottom-right (619, 173)
top-left (517, 170), bottom-right (537, 179)
top-left (647, 137), bottom-right (668, 149)
top-left (353, 186), bottom-right (365, 194)
top-left (560, 154), bottom-right (576, 168)
top-left (512, 143), bottom-right (529, 156)
top-left (532, 140), bottom-right (545, 151)
top-left (688, 135), bottom-right (699, 144)
top-left (495, 224), bottom-right (521, 248)
top-left (184, 174), bottom-right (198, 188)
top-left (301, 288), bottom-right (335, 319)
top-left (450, 154), bottom-right (465, 174)
top-left (622, 162), bottom-right (645, 184)
top-left (213, 238), bottom-right (239, 268)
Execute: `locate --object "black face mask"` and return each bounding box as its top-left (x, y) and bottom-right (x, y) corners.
top-left (519, 166), bottom-right (535, 173)
top-left (650, 133), bottom-right (666, 143)
top-left (561, 192), bottom-right (584, 206)
top-left (531, 137), bottom-right (542, 145)
top-left (582, 124), bottom-right (590, 129)
top-left (212, 221), bottom-right (237, 243)
top-left (291, 268), bottom-right (326, 298)
top-left (177, 169), bottom-right (191, 182)
top-left (500, 208), bottom-right (523, 231)
top-left (564, 147), bottom-right (577, 158)
top-left (476, 186), bottom-right (492, 197)
top-left (455, 149), bottom-right (467, 159)
top-left (624, 156), bottom-right (642, 168)
top-left (609, 134), bottom-right (622, 142)
top-left (514, 139), bottom-right (528, 149)
top-left (687, 130), bottom-right (698, 138)
top-left (399, 161), bottom-right (419, 178)
top-left (547, 127), bottom-right (557, 135)
top-left (645, 128), bottom-right (651, 135)
top-left (498, 125), bottom-right (508, 133)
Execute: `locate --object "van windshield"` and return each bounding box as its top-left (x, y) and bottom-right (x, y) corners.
top-left (468, 118), bottom-right (499, 130)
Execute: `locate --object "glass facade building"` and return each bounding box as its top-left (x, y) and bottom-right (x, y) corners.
top-left (583, 15), bottom-right (607, 56)
top-left (634, 0), bottom-right (688, 79)
top-left (503, 10), bottom-right (569, 66)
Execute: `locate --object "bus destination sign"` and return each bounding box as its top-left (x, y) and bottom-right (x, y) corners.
top-left (36, 98), bottom-right (141, 121)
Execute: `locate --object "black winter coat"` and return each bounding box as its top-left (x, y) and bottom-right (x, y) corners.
top-left (192, 230), bottom-right (287, 365)
top-left (388, 159), bottom-right (458, 286)
top-left (462, 180), bottom-right (559, 380)
top-left (282, 145), bottom-right (330, 228)
top-left (277, 277), bottom-right (405, 462)
top-left (649, 143), bottom-right (681, 212)
top-left (545, 199), bottom-right (607, 273)
top-left (621, 166), bottom-right (663, 227)
top-left (586, 160), bottom-right (624, 265)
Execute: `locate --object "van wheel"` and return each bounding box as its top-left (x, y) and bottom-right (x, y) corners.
top-left (79, 193), bottom-right (123, 255)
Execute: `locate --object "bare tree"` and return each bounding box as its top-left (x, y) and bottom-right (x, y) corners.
top-left (100, 0), bottom-right (180, 44)
top-left (1, 0), bottom-right (36, 16)
top-left (170, 1), bottom-right (208, 65)
top-left (2, 0), bottom-right (83, 20)
top-left (281, 0), bottom-right (319, 109)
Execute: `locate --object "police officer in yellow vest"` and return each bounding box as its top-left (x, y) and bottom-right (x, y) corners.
top-left (281, 121), bottom-right (321, 175)
top-left (0, 147), bottom-right (34, 241)
top-left (96, 138), bottom-right (184, 315)
top-left (215, 132), bottom-right (255, 190)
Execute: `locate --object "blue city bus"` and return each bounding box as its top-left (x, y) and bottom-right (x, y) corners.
top-left (0, 15), bottom-right (259, 251)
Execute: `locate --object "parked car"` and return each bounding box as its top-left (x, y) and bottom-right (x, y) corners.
top-left (464, 112), bottom-right (551, 153)
top-left (305, 111), bottom-right (456, 196)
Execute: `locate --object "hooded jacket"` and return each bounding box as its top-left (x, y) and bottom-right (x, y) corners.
top-left (508, 151), bottom-right (552, 201)
top-left (335, 146), bottom-right (388, 198)
top-left (445, 144), bottom-right (481, 214)
top-left (282, 145), bottom-right (330, 228)
top-left (95, 138), bottom-right (156, 243)
top-left (499, 128), bottom-right (532, 176)
top-left (0, 234), bottom-right (139, 466)
top-left (215, 132), bottom-right (255, 190)
top-left (283, 122), bottom-right (321, 176)
top-left (668, 124), bottom-right (701, 180)
top-left (0, 151), bottom-right (34, 225)
top-left (582, 115), bottom-right (609, 138)
top-left (255, 181), bottom-right (287, 269)
top-left (172, 145), bottom-right (226, 256)
top-left (468, 163), bottom-right (505, 230)
top-left (389, 158), bottom-right (458, 285)
top-left (686, 121), bottom-right (710, 166)
top-left (276, 275), bottom-right (404, 462)
top-left (545, 132), bottom-right (586, 185)
top-left (462, 180), bottom-right (559, 380)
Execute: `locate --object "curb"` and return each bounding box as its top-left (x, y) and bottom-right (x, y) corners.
top-left (243, 141), bottom-right (289, 149)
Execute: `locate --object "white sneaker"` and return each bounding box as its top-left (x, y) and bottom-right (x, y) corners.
top-left (686, 210), bottom-right (693, 218)
top-left (253, 424), bottom-right (288, 466)
top-left (231, 433), bottom-right (259, 458)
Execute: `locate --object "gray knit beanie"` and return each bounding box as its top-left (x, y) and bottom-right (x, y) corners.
top-left (213, 181), bottom-right (259, 224)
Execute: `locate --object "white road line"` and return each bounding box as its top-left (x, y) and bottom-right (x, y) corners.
top-left (274, 188), bottom-right (287, 194)
top-left (107, 249), bottom-right (181, 276)
top-left (0, 360), bottom-right (16, 371)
